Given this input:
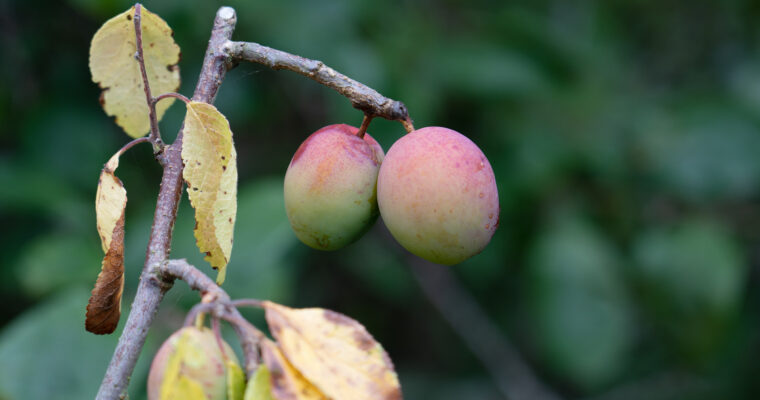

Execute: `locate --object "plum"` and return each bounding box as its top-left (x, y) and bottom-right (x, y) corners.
top-left (284, 124), bottom-right (384, 250)
top-left (147, 326), bottom-right (240, 400)
top-left (377, 127), bottom-right (499, 265)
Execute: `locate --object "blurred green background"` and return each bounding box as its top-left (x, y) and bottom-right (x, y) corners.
top-left (2, 0), bottom-right (760, 399)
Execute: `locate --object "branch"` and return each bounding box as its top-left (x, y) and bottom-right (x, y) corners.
top-left (95, 7), bottom-right (238, 400)
top-left (409, 257), bottom-right (563, 400)
top-left (161, 259), bottom-right (263, 377)
top-left (226, 41), bottom-right (411, 122)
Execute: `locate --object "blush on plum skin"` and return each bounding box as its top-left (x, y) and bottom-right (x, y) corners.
top-left (377, 127), bottom-right (499, 265)
top-left (284, 124), bottom-right (385, 250)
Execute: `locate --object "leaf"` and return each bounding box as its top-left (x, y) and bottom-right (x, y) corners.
top-left (633, 219), bottom-right (746, 361)
top-left (181, 101), bottom-right (238, 284)
top-left (227, 358), bottom-right (246, 400)
top-left (89, 5), bottom-right (180, 138)
top-left (526, 217), bottom-right (633, 390)
top-left (86, 152), bottom-right (127, 334)
top-left (263, 301), bottom-right (402, 400)
top-left (244, 365), bottom-right (276, 400)
top-left (0, 289), bottom-right (148, 399)
top-left (260, 339), bottom-right (327, 400)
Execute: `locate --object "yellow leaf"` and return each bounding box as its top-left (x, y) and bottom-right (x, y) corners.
top-left (86, 151), bottom-right (127, 335)
top-left (181, 101), bottom-right (238, 284)
top-left (263, 302), bottom-right (403, 400)
top-left (261, 339), bottom-right (327, 400)
top-left (89, 5), bottom-right (180, 138)
top-left (244, 365), bottom-right (276, 400)
top-left (227, 358), bottom-right (246, 400)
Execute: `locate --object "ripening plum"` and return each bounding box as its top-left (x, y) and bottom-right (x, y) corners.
top-left (284, 124), bottom-right (384, 250)
top-left (377, 127), bottom-right (499, 265)
top-left (147, 326), bottom-right (240, 400)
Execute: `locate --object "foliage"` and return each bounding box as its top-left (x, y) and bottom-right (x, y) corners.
top-left (2, 0), bottom-right (760, 399)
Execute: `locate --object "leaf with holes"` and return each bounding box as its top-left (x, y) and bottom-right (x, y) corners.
top-left (89, 5), bottom-right (180, 138)
top-left (86, 151), bottom-right (127, 335)
top-left (244, 365), bottom-right (276, 400)
top-left (263, 301), bottom-right (402, 400)
top-left (181, 101), bottom-right (238, 284)
top-left (261, 339), bottom-right (327, 400)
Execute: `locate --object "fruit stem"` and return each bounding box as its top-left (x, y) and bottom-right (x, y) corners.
top-left (356, 114), bottom-right (373, 139)
top-left (401, 117), bottom-right (415, 133)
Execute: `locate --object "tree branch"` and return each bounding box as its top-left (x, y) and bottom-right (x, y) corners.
top-left (160, 259), bottom-right (263, 377)
top-left (409, 257), bottom-right (563, 400)
top-left (226, 41), bottom-right (410, 122)
top-left (94, 7), bottom-right (238, 400)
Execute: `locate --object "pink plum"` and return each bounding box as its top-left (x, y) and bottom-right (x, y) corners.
top-left (377, 127), bottom-right (499, 265)
top-left (284, 124), bottom-right (385, 250)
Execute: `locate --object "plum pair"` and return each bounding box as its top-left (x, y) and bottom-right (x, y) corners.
top-left (283, 124), bottom-right (499, 265)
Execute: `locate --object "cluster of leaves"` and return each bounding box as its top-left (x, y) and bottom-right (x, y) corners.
top-left (85, 5), bottom-right (237, 334)
top-left (160, 303), bottom-right (400, 400)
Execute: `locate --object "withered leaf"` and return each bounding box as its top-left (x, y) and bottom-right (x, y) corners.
top-left (261, 339), bottom-right (327, 400)
top-left (89, 5), bottom-right (180, 138)
top-left (263, 302), bottom-right (403, 400)
top-left (86, 152), bottom-right (127, 335)
top-left (181, 101), bottom-right (238, 284)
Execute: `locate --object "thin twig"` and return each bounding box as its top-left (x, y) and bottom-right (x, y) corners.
top-left (409, 257), bottom-right (563, 400)
top-left (222, 310), bottom-right (265, 376)
top-left (95, 7), bottom-right (238, 400)
top-left (162, 259), bottom-right (229, 302)
top-left (109, 137), bottom-right (150, 167)
top-left (133, 3), bottom-right (163, 151)
top-left (183, 302), bottom-right (215, 327)
top-left (230, 299), bottom-right (264, 309)
top-left (226, 41), bottom-right (410, 122)
top-left (154, 92), bottom-right (191, 105)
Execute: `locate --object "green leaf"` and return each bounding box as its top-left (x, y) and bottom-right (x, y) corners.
top-left (0, 289), bottom-right (150, 399)
top-left (526, 217), bottom-right (633, 390)
top-left (244, 366), bottom-right (275, 400)
top-left (226, 359), bottom-right (246, 400)
top-left (633, 219), bottom-right (746, 361)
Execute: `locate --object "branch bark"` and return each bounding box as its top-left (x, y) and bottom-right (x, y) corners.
top-left (94, 7), bottom-right (238, 400)
top-left (226, 41), bottom-right (410, 122)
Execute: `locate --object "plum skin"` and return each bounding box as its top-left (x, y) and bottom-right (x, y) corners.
top-left (284, 124), bottom-right (385, 250)
top-left (147, 326), bottom-right (240, 400)
top-left (377, 127), bottom-right (499, 265)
